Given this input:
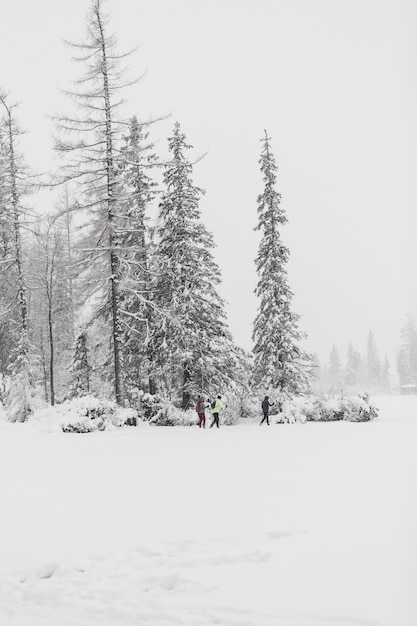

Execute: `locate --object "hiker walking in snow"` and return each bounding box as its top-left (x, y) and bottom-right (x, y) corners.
top-left (209, 395), bottom-right (224, 428)
top-left (260, 395), bottom-right (274, 425)
top-left (196, 395), bottom-right (206, 428)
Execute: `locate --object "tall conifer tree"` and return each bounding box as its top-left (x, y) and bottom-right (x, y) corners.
top-left (328, 344), bottom-right (342, 391)
top-left (366, 330), bottom-right (381, 391)
top-left (397, 316), bottom-right (417, 385)
top-left (117, 117), bottom-right (157, 394)
top-left (344, 342), bottom-right (362, 388)
top-left (252, 131), bottom-right (311, 396)
top-left (154, 122), bottom-right (238, 407)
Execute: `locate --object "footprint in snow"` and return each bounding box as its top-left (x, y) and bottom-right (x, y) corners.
top-left (36, 562), bottom-right (59, 579)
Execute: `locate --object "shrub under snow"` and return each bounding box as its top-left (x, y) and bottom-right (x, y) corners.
top-left (57, 396), bottom-right (139, 433)
top-left (274, 393), bottom-right (378, 424)
top-left (148, 402), bottom-right (198, 427)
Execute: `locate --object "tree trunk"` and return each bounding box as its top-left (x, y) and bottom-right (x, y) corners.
top-left (40, 331), bottom-right (49, 404)
top-left (48, 296), bottom-right (55, 406)
top-left (97, 3), bottom-right (124, 405)
top-left (182, 363), bottom-right (191, 410)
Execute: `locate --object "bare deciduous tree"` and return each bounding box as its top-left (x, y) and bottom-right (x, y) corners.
top-left (54, 0), bottom-right (140, 405)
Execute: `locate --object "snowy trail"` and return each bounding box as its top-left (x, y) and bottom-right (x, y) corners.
top-left (0, 396), bottom-right (416, 625)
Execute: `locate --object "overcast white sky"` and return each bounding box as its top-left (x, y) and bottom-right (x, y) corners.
top-left (1, 0), bottom-right (416, 369)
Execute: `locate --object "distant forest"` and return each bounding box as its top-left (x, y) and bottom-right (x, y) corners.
top-left (315, 319), bottom-right (417, 394)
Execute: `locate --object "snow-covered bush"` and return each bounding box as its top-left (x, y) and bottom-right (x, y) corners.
top-left (217, 390), bottom-right (259, 424)
top-left (274, 398), bottom-right (307, 424)
top-left (126, 389), bottom-right (163, 422)
top-left (264, 393), bottom-right (378, 424)
top-left (339, 394), bottom-right (379, 422)
top-left (127, 390), bottom-right (202, 426)
top-left (300, 393), bottom-right (378, 422)
top-left (57, 396), bottom-right (139, 433)
top-left (148, 400), bottom-right (197, 426)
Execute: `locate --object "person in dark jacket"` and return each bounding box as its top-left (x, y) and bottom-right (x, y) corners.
top-left (260, 395), bottom-right (274, 425)
top-left (196, 395), bottom-right (206, 428)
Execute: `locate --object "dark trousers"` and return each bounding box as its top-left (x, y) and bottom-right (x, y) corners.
top-left (210, 413), bottom-right (220, 428)
top-left (198, 413), bottom-right (206, 428)
top-left (260, 412), bottom-right (269, 425)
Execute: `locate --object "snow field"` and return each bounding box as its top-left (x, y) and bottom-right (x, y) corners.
top-left (0, 396), bottom-right (416, 625)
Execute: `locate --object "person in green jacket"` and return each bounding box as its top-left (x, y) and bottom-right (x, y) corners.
top-left (209, 395), bottom-right (224, 428)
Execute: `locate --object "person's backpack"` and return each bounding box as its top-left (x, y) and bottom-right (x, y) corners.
top-left (211, 400), bottom-right (216, 409)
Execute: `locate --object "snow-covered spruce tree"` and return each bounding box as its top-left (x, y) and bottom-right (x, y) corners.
top-left (366, 330), bottom-right (381, 391)
top-left (327, 344), bottom-right (342, 393)
top-left (117, 116), bottom-right (158, 395)
top-left (0, 92), bottom-right (38, 421)
top-left (154, 122), bottom-right (240, 408)
top-left (252, 131), bottom-right (311, 397)
top-left (309, 353), bottom-right (321, 391)
top-left (381, 354), bottom-right (390, 392)
top-left (55, 0), bottom-right (141, 405)
top-left (69, 331), bottom-right (91, 397)
top-left (397, 316), bottom-right (417, 386)
top-left (344, 342), bottom-right (362, 390)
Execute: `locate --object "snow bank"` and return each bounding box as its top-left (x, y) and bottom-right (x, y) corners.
top-left (0, 395), bottom-right (416, 625)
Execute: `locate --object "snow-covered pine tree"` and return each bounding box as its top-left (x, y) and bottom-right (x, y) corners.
top-left (154, 122), bottom-right (239, 407)
top-left (117, 116), bottom-right (158, 395)
top-left (344, 342), bottom-right (362, 389)
top-left (55, 0), bottom-right (141, 405)
top-left (70, 331), bottom-right (91, 397)
top-left (366, 330), bottom-right (381, 391)
top-left (309, 353), bottom-right (322, 391)
top-left (4, 333), bottom-right (38, 422)
top-left (252, 130), bottom-right (311, 397)
top-left (397, 316), bottom-right (417, 385)
top-left (381, 354), bottom-right (390, 391)
top-left (328, 344), bottom-right (342, 392)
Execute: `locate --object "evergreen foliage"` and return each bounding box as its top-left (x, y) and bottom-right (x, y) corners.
top-left (117, 116), bottom-right (158, 395)
top-left (4, 331), bottom-right (39, 422)
top-left (344, 342), bottom-right (362, 387)
top-left (70, 332), bottom-right (91, 398)
top-left (154, 122), bottom-right (241, 407)
top-left (397, 316), bottom-right (417, 385)
top-left (381, 355), bottom-right (390, 391)
top-left (366, 330), bottom-right (381, 391)
top-left (327, 344), bottom-right (342, 391)
top-left (252, 130), bottom-right (311, 396)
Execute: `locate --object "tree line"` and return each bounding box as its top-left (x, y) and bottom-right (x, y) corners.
top-left (0, 0), bottom-right (311, 421)
top-left (316, 319), bottom-right (417, 394)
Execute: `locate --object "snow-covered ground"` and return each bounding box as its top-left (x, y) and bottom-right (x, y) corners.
top-left (0, 395), bottom-right (416, 626)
